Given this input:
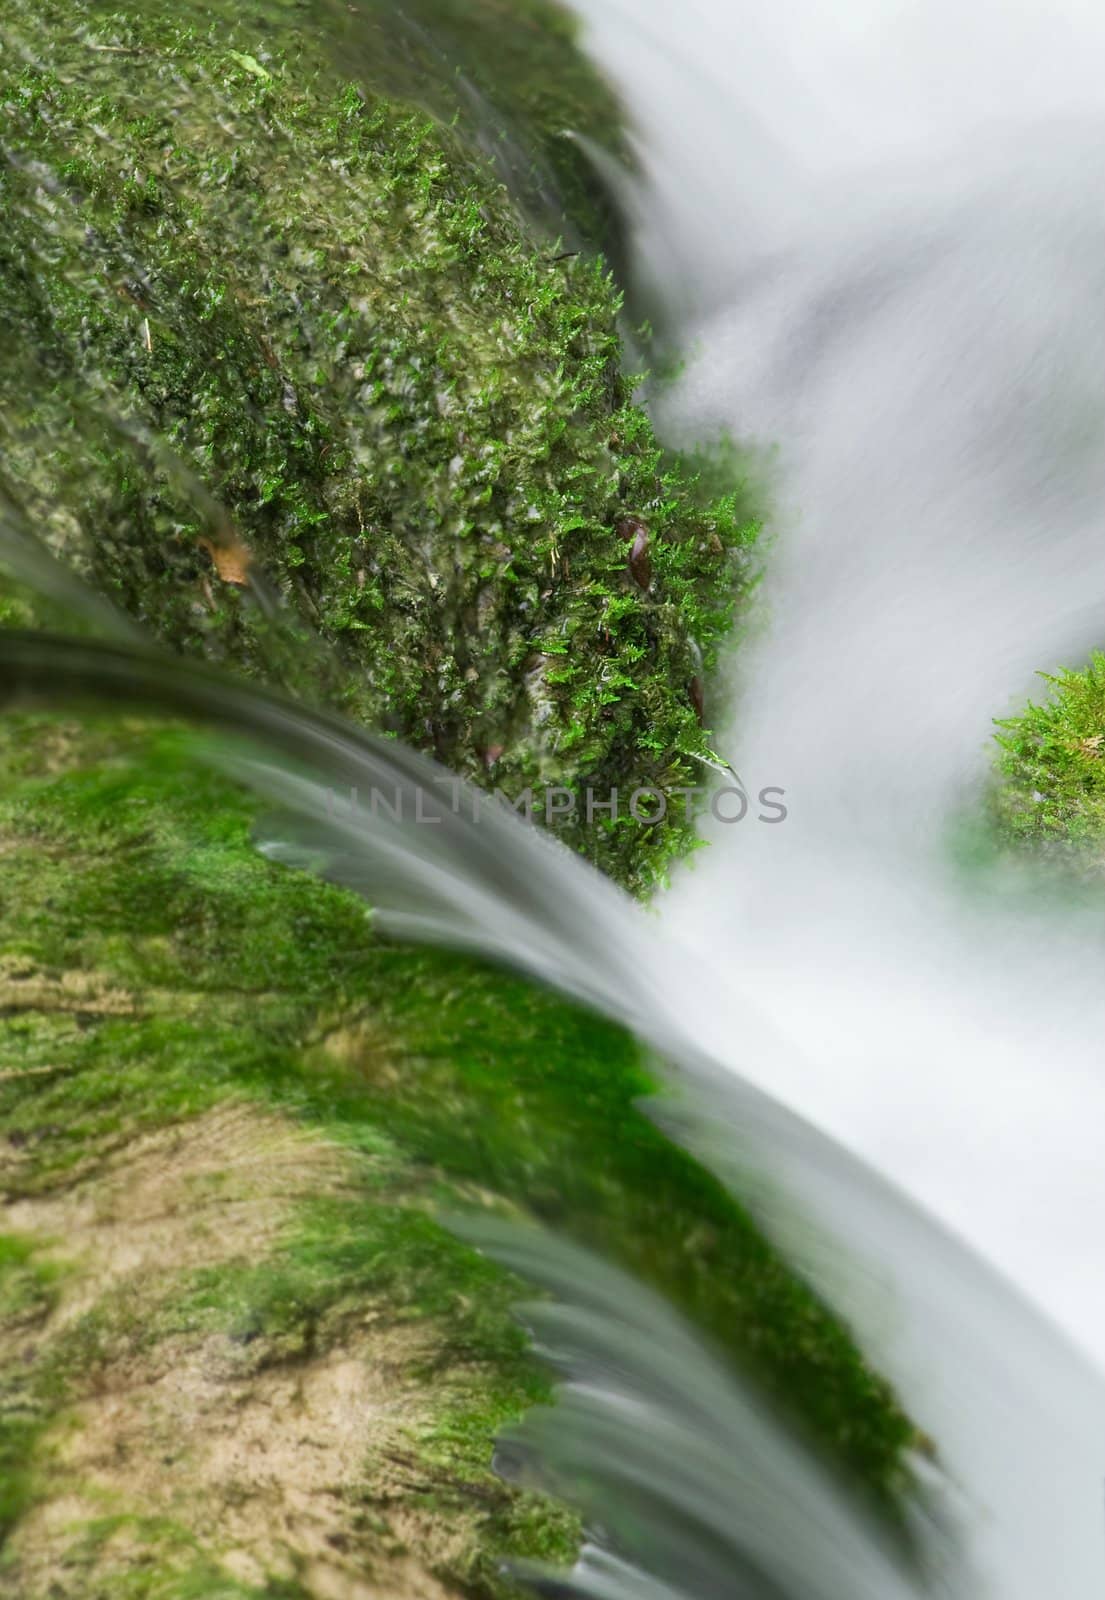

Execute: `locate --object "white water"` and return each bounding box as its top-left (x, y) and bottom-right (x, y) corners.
top-left (563, 1), bottom-right (1105, 1595)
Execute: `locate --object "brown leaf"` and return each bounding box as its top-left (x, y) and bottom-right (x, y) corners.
top-left (199, 536), bottom-right (253, 587)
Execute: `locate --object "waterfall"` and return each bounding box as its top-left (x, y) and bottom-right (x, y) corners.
top-left (564, 0), bottom-right (1105, 1594)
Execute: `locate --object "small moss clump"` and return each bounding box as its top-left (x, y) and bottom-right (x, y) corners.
top-left (993, 652), bottom-right (1105, 863)
top-left (0, 0), bottom-right (760, 898)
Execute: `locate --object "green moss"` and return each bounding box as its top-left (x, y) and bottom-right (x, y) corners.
top-left (0, 0), bottom-right (760, 898)
top-left (0, 1237), bottom-right (63, 1328)
top-left (993, 651), bottom-right (1105, 863)
top-left (314, 0), bottom-right (632, 250)
top-left (0, 1237), bottom-right (65, 1540)
top-left (19, 1512), bottom-right (314, 1599)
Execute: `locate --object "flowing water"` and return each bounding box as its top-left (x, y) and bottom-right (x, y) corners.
top-left (564, 0), bottom-right (1105, 1594)
top-left (5, 2), bottom-right (1105, 1596)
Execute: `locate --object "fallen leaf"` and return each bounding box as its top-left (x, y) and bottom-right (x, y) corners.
top-left (199, 536), bottom-right (253, 587)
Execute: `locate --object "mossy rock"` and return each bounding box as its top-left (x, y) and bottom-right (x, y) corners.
top-left (0, 715), bottom-right (917, 1596)
top-left (0, 0), bottom-right (760, 898)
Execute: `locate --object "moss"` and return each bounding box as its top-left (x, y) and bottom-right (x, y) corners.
top-left (992, 651), bottom-right (1105, 866)
top-left (0, 1237), bottom-right (65, 1541)
top-left (0, 0), bottom-right (760, 898)
top-left (0, 1237), bottom-right (63, 1329)
top-left (16, 1511), bottom-right (315, 1599)
top-left (313, 0), bottom-right (632, 250)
